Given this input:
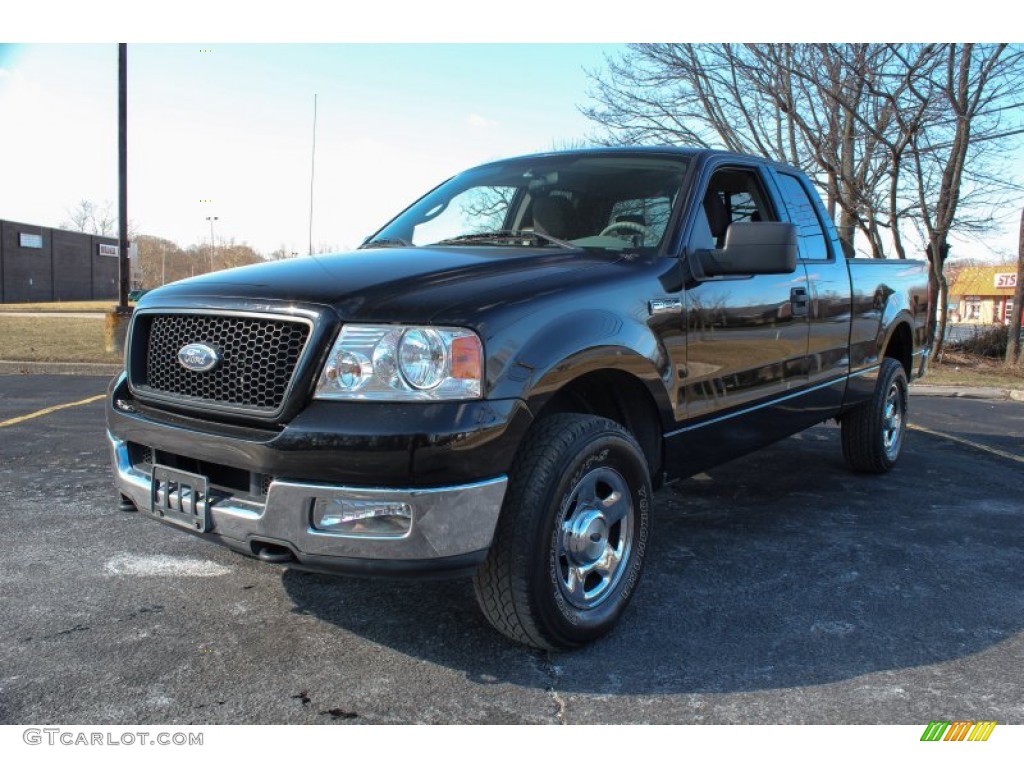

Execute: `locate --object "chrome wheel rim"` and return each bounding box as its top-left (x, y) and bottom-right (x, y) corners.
top-left (882, 382), bottom-right (905, 460)
top-left (556, 466), bottom-right (633, 610)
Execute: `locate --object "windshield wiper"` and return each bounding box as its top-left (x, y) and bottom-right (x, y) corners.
top-left (430, 230), bottom-right (576, 249)
top-left (360, 237), bottom-right (413, 249)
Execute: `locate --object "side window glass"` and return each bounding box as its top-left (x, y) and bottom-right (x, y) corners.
top-left (725, 190), bottom-right (762, 224)
top-left (776, 174), bottom-right (830, 261)
top-left (691, 169), bottom-right (775, 250)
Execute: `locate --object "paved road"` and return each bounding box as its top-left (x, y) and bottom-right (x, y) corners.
top-left (0, 374), bottom-right (1021, 725)
top-left (908, 396), bottom-right (1024, 461)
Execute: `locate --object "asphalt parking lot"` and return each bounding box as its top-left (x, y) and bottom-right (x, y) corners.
top-left (0, 373), bottom-right (1022, 725)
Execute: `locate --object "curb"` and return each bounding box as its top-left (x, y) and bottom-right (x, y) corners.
top-left (0, 360), bottom-right (122, 377)
top-left (910, 384), bottom-right (1023, 402)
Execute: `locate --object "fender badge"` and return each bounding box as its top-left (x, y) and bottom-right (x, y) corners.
top-left (648, 298), bottom-right (682, 315)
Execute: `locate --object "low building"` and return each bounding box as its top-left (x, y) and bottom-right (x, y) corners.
top-left (1, 219), bottom-right (125, 303)
top-left (948, 265), bottom-right (1019, 325)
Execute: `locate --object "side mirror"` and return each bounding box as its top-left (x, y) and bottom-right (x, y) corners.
top-left (697, 222), bottom-right (798, 277)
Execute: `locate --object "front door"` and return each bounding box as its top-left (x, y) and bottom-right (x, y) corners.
top-left (676, 164), bottom-right (811, 472)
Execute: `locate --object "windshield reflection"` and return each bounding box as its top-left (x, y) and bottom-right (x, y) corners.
top-left (365, 154), bottom-right (690, 255)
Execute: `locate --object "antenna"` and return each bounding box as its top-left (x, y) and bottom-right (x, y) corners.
top-left (308, 93), bottom-right (317, 256)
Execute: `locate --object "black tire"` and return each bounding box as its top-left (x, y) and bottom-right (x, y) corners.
top-left (473, 413), bottom-right (652, 650)
top-left (841, 357), bottom-right (908, 474)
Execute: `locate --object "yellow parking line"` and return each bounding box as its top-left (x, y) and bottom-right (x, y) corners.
top-left (0, 394), bottom-right (105, 429)
top-left (909, 423), bottom-right (1024, 466)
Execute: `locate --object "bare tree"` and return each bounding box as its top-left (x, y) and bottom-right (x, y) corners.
top-left (269, 244), bottom-right (298, 260)
top-left (898, 44), bottom-right (1024, 358)
top-left (134, 235), bottom-right (265, 286)
top-left (583, 43), bottom-right (1024, 357)
top-left (135, 235), bottom-right (188, 287)
top-left (549, 138), bottom-right (598, 152)
top-left (61, 200), bottom-right (117, 236)
top-left (746, 44), bottom-right (950, 260)
top-left (581, 44), bottom-right (902, 257)
top-left (189, 237), bottom-right (263, 273)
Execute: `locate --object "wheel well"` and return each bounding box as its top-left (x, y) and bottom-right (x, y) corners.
top-left (534, 370), bottom-right (663, 484)
top-left (884, 322), bottom-right (913, 378)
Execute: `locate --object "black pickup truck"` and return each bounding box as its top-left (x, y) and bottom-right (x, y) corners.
top-left (108, 148), bottom-right (929, 649)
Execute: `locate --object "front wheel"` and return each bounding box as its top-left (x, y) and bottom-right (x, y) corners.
top-left (473, 414), bottom-right (652, 650)
top-left (841, 357), bottom-right (908, 473)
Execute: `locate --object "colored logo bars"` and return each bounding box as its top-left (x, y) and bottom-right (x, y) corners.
top-left (920, 721), bottom-right (997, 742)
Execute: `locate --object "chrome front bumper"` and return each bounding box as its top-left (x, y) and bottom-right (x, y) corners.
top-left (108, 432), bottom-right (507, 569)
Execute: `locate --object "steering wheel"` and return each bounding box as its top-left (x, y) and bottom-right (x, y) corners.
top-left (599, 220), bottom-right (656, 242)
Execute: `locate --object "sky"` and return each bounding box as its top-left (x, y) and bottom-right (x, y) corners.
top-left (0, 43), bottom-right (620, 255)
top-left (1, 6), bottom-right (1021, 264)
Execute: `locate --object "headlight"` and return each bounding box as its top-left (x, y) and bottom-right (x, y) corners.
top-left (399, 328), bottom-right (446, 389)
top-left (315, 324), bottom-right (483, 401)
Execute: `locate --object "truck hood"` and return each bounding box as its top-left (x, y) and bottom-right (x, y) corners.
top-left (138, 246), bottom-right (625, 323)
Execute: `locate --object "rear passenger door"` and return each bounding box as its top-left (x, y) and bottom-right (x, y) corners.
top-left (768, 169), bottom-right (852, 415)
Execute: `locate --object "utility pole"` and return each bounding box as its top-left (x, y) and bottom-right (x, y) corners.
top-left (1006, 207), bottom-right (1024, 366)
top-left (118, 43), bottom-right (129, 311)
top-left (105, 43), bottom-right (131, 355)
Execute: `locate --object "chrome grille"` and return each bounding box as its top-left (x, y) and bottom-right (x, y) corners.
top-left (138, 313), bottom-right (311, 413)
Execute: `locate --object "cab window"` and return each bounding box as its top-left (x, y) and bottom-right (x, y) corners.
top-left (775, 173), bottom-right (831, 261)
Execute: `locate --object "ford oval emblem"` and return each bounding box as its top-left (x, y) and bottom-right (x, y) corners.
top-left (177, 343), bottom-right (221, 373)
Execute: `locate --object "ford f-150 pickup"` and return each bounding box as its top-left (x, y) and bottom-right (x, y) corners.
top-left (108, 148), bottom-right (929, 649)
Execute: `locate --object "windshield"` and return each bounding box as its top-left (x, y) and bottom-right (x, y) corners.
top-left (366, 154), bottom-right (690, 254)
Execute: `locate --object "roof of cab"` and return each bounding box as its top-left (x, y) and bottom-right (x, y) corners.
top-left (466, 145), bottom-right (800, 175)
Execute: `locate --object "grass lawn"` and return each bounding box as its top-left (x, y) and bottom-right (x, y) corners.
top-left (922, 352), bottom-right (1024, 390)
top-left (0, 300), bottom-right (132, 313)
top-left (0, 315), bottom-right (122, 363)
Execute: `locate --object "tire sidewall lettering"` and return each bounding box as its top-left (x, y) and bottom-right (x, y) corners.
top-left (543, 434), bottom-right (650, 632)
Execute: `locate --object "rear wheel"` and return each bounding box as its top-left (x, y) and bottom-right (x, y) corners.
top-left (474, 414), bottom-right (652, 650)
top-left (841, 357), bottom-right (908, 473)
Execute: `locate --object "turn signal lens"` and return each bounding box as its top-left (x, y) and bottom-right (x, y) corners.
top-left (450, 334), bottom-right (483, 381)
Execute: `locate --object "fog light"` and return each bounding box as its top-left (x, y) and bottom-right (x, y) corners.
top-left (311, 497), bottom-right (413, 537)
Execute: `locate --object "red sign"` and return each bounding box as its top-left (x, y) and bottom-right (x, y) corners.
top-left (995, 272), bottom-right (1017, 289)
